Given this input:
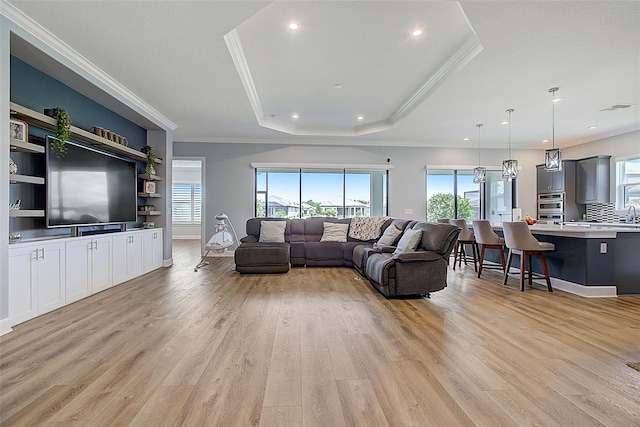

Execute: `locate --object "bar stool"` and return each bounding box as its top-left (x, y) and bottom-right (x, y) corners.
top-left (472, 219), bottom-right (506, 278)
top-left (436, 218), bottom-right (451, 224)
top-left (501, 221), bottom-right (555, 292)
top-left (450, 219), bottom-right (478, 271)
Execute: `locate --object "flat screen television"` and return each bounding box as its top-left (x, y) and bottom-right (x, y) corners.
top-left (46, 137), bottom-right (138, 227)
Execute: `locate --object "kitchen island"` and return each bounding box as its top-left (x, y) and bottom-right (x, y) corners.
top-left (487, 223), bottom-right (640, 296)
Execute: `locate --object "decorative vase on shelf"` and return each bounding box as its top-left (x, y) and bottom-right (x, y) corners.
top-left (9, 157), bottom-right (17, 174)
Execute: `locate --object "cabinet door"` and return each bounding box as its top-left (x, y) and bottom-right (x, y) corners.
top-left (112, 235), bottom-right (130, 285)
top-left (8, 246), bottom-right (38, 325)
top-left (65, 239), bottom-right (92, 303)
top-left (152, 230), bottom-right (163, 270)
top-left (577, 158), bottom-right (595, 203)
top-left (37, 242), bottom-right (66, 315)
top-left (128, 233), bottom-right (144, 278)
top-left (537, 166), bottom-right (553, 193)
top-left (91, 236), bottom-right (113, 293)
top-left (143, 230), bottom-right (163, 273)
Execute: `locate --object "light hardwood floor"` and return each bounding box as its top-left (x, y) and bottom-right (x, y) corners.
top-left (1, 240), bottom-right (639, 426)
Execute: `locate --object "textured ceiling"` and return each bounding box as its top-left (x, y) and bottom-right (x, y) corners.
top-left (6, 1), bottom-right (640, 150)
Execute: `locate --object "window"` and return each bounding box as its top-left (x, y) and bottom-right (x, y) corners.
top-left (426, 168), bottom-right (514, 222)
top-left (172, 183), bottom-right (201, 223)
top-left (255, 167), bottom-right (388, 218)
top-left (616, 157), bottom-right (640, 209)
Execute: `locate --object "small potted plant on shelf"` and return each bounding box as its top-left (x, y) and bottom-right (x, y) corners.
top-left (49, 107), bottom-right (71, 158)
top-left (141, 145), bottom-right (156, 177)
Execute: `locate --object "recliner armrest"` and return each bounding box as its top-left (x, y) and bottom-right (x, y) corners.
top-left (392, 251), bottom-right (442, 262)
top-left (373, 244), bottom-right (397, 253)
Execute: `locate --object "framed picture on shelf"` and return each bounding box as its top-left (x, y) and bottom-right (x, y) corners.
top-left (144, 180), bottom-right (156, 194)
top-left (9, 119), bottom-right (28, 142)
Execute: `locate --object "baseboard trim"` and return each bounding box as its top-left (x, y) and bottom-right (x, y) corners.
top-left (506, 265), bottom-right (617, 297)
top-left (550, 278), bottom-right (617, 298)
top-left (0, 318), bottom-right (14, 336)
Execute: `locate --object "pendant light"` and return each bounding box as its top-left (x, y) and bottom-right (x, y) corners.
top-left (473, 123), bottom-right (486, 183)
top-left (544, 87), bottom-right (562, 171)
top-left (502, 108), bottom-right (518, 181)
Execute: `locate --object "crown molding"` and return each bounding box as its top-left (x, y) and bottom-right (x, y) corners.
top-left (225, 16), bottom-right (482, 138)
top-left (1, 0), bottom-right (177, 131)
top-left (390, 35), bottom-right (483, 124)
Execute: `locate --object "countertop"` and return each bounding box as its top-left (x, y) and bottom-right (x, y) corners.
top-left (491, 223), bottom-right (640, 238)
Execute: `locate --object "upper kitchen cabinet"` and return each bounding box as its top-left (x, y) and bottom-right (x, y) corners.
top-left (576, 156), bottom-right (611, 204)
top-left (536, 160), bottom-right (577, 194)
top-left (537, 165), bottom-right (566, 193)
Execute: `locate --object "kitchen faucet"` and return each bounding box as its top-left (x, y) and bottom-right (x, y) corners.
top-left (628, 205), bottom-right (637, 223)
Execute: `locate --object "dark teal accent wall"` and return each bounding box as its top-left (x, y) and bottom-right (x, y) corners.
top-left (10, 56), bottom-right (146, 149)
top-left (9, 56), bottom-right (146, 238)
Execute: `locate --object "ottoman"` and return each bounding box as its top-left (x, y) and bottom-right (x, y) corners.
top-left (234, 242), bottom-right (291, 273)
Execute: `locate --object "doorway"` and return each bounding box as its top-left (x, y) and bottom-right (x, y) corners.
top-left (172, 159), bottom-right (204, 242)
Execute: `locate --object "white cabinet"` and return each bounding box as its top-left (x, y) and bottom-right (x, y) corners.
top-left (8, 241), bottom-right (66, 325)
top-left (113, 233), bottom-right (144, 285)
top-left (7, 229), bottom-right (161, 328)
top-left (143, 229), bottom-right (163, 273)
top-left (66, 235), bottom-right (113, 302)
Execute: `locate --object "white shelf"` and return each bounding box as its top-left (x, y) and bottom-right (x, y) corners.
top-left (138, 211), bottom-right (162, 216)
top-left (10, 102), bottom-right (163, 164)
top-left (9, 210), bottom-right (45, 217)
top-left (10, 138), bottom-right (45, 154)
top-left (138, 173), bottom-right (162, 181)
top-left (138, 192), bottom-right (161, 198)
top-left (9, 174), bottom-right (45, 185)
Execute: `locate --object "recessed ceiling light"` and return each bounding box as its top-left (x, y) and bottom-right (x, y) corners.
top-left (411, 28), bottom-right (423, 37)
top-left (292, 113), bottom-right (299, 119)
top-left (357, 116), bottom-right (364, 121)
top-left (334, 83), bottom-right (343, 89)
top-left (501, 120), bottom-right (509, 125)
top-left (288, 23), bottom-right (298, 30)
top-left (542, 139), bottom-right (549, 143)
top-left (552, 97), bottom-right (563, 103)
top-left (588, 125), bottom-right (597, 129)
top-left (463, 138), bottom-right (470, 141)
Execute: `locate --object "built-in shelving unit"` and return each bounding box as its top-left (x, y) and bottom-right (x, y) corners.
top-left (9, 174), bottom-right (45, 185)
top-left (137, 210), bottom-right (162, 216)
top-left (138, 173), bottom-right (162, 181)
top-left (138, 192), bottom-right (161, 198)
top-left (10, 102), bottom-right (163, 165)
top-left (10, 138), bottom-right (45, 154)
top-left (9, 210), bottom-right (45, 217)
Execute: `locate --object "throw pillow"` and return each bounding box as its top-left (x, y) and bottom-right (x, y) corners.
top-left (320, 222), bottom-right (349, 242)
top-left (394, 228), bottom-right (423, 253)
top-left (259, 220), bottom-right (287, 243)
top-left (376, 224), bottom-right (402, 246)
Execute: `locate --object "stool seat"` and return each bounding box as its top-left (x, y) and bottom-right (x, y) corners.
top-left (501, 221), bottom-right (554, 292)
top-left (451, 219), bottom-right (478, 271)
top-left (472, 219), bottom-right (507, 278)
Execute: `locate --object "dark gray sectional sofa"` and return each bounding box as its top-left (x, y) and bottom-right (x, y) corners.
top-left (234, 216), bottom-right (461, 297)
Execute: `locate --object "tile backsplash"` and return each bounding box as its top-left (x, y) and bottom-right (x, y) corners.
top-left (586, 203), bottom-right (639, 223)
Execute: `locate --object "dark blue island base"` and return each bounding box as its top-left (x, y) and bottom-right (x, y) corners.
top-left (480, 226), bottom-right (640, 296)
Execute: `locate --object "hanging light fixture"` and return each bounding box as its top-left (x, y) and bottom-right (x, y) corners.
top-left (473, 123), bottom-right (486, 183)
top-left (502, 108), bottom-right (518, 181)
top-left (544, 87), bottom-right (562, 171)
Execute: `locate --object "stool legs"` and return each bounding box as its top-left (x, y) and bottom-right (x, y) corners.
top-left (453, 241), bottom-right (478, 271)
top-left (478, 244), bottom-right (506, 278)
top-left (503, 249), bottom-right (553, 292)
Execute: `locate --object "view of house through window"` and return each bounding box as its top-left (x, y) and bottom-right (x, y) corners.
top-left (616, 157), bottom-right (640, 210)
top-left (255, 168), bottom-right (388, 218)
top-left (426, 168), bottom-right (513, 222)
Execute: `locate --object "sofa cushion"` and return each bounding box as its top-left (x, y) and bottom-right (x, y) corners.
top-left (305, 241), bottom-right (344, 261)
top-left (394, 228), bottom-right (423, 253)
top-left (320, 222), bottom-right (349, 242)
top-left (376, 224), bottom-right (402, 246)
top-left (348, 216), bottom-right (389, 241)
top-left (259, 220), bottom-right (287, 242)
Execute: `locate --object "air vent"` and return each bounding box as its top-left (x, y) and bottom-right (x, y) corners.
top-left (601, 104), bottom-right (634, 111)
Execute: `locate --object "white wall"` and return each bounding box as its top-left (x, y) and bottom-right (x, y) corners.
top-left (173, 141), bottom-right (545, 247)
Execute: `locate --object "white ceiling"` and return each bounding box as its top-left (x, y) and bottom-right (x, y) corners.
top-left (7, 0), bottom-right (640, 150)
